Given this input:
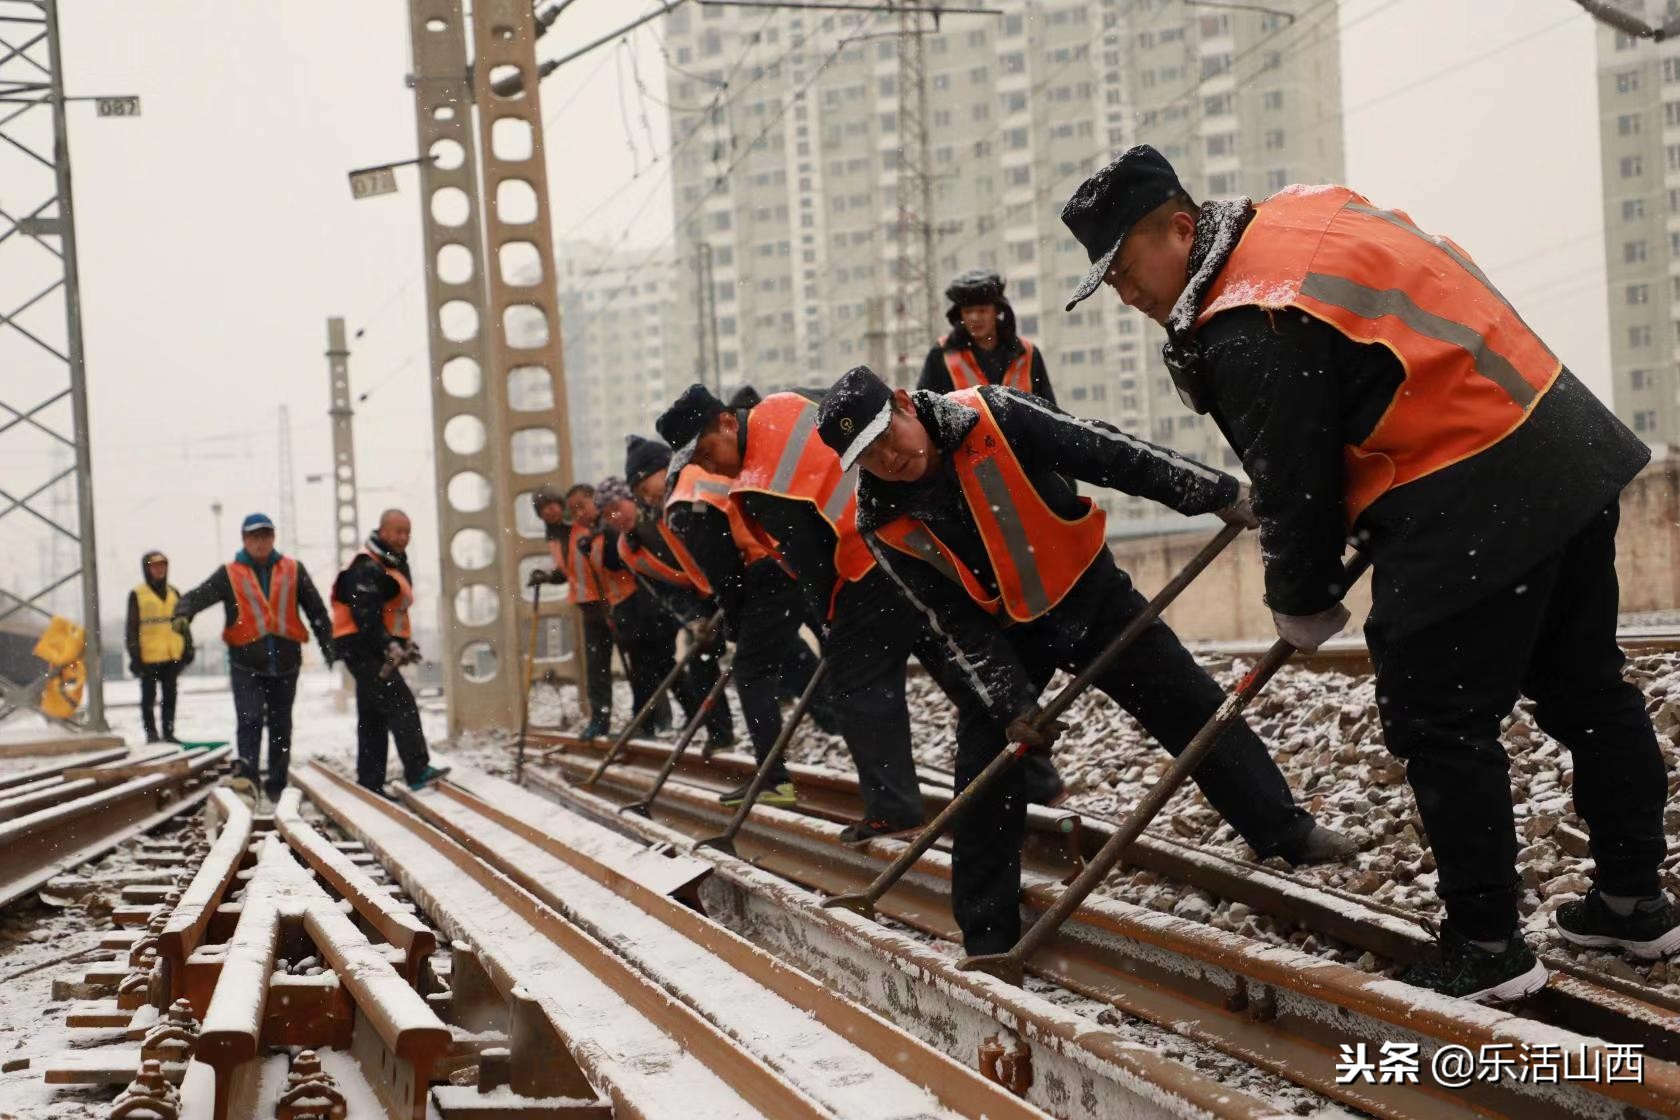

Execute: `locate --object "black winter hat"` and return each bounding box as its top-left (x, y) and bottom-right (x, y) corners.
top-left (624, 434), bottom-right (672, 489)
top-left (945, 268), bottom-right (1005, 308)
top-left (657, 383), bottom-right (729, 474)
top-left (727, 385), bottom-right (762, 410)
top-left (531, 485), bottom-right (565, 514)
top-left (817, 366), bottom-right (894, 472)
top-left (1061, 144), bottom-right (1188, 310)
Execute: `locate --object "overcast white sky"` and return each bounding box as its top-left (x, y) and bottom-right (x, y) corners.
top-left (20, 0), bottom-right (1608, 636)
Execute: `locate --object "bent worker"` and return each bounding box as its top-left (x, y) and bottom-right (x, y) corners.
top-left (175, 513), bottom-right (333, 801)
top-left (125, 550), bottom-right (193, 743)
top-left (659, 383), bottom-right (1067, 838)
top-left (531, 484), bottom-right (622, 739)
top-left (617, 437), bottom-right (736, 750)
top-left (330, 508), bottom-right (449, 794)
top-left (918, 268), bottom-right (1056, 403)
top-left (1064, 143), bottom-right (1678, 999)
top-left (594, 474), bottom-right (675, 732)
top-left (818, 365), bottom-right (1350, 957)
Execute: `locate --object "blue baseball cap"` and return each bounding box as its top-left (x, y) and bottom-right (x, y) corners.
top-left (241, 512), bottom-right (275, 534)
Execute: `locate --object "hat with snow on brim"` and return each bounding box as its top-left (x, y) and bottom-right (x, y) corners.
top-left (657, 383), bottom-right (730, 476)
top-left (817, 366), bottom-right (895, 472)
top-left (1061, 144), bottom-right (1189, 311)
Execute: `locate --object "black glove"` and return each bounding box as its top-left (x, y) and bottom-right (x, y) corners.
top-left (180, 648), bottom-right (195, 670)
top-left (1005, 704), bottom-right (1069, 754)
top-left (320, 642), bottom-right (337, 668)
top-left (546, 569), bottom-right (568, 585)
top-left (527, 567), bottom-right (550, 588)
top-left (128, 659), bottom-right (141, 677)
top-left (170, 615), bottom-right (191, 638)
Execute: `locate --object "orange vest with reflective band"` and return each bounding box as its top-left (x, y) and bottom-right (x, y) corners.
top-left (666, 464), bottom-right (772, 568)
top-left (223, 557), bottom-right (309, 646)
top-left (940, 335), bottom-right (1035, 394)
top-left (1195, 185), bottom-right (1562, 526)
top-left (874, 389), bottom-right (1109, 623)
top-left (565, 528), bottom-right (603, 605)
top-left (329, 550), bottom-right (414, 640)
top-left (618, 528), bottom-right (697, 593)
top-left (731, 394), bottom-right (875, 605)
top-left (589, 533), bottom-right (636, 607)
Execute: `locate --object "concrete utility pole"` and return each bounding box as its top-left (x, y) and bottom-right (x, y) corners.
top-left (324, 318), bottom-right (360, 571)
top-left (0, 0), bottom-right (108, 729)
top-left (694, 242), bottom-right (720, 393)
top-left (892, 4), bottom-right (938, 389)
top-left (404, 0), bottom-right (579, 734)
top-left (277, 404), bottom-right (298, 548)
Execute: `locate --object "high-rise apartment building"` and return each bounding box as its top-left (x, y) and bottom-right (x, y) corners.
top-left (1595, 0), bottom-right (1680, 446)
top-left (659, 0), bottom-right (1342, 524)
top-left (554, 242), bottom-right (678, 485)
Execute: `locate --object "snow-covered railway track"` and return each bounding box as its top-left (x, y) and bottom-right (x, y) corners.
top-left (1190, 627), bottom-right (1680, 676)
top-left (529, 732), bottom-right (1680, 1119)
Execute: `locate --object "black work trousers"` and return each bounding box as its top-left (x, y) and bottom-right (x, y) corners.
top-left (826, 569), bottom-right (1064, 830)
top-left (613, 596), bottom-right (675, 731)
top-left (730, 561), bottom-right (819, 784)
top-left (139, 663), bottom-right (181, 740)
top-left (1366, 503), bottom-right (1667, 941)
top-left (346, 655), bottom-right (432, 791)
top-left (230, 666), bottom-right (298, 798)
top-left (578, 601), bottom-right (616, 720)
top-left (951, 561), bottom-right (1312, 955)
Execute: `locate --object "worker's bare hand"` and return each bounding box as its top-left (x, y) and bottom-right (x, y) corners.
top-left (1006, 704), bottom-right (1069, 754)
top-left (1215, 483), bottom-right (1259, 531)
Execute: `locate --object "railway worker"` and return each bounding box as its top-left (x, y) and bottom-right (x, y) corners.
top-left (657, 383), bottom-right (1068, 841)
top-left (816, 365), bottom-right (1350, 958)
top-left (529, 484), bottom-right (623, 739)
top-left (125, 550), bottom-right (193, 743)
top-left (1063, 143), bottom-right (1679, 1000)
top-left (918, 268), bottom-right (1057, 404)
top-left (617, 435), bottom-right (737, 752)
top-left (173, 512), bottom-right (334, 802)
top-left (592, 474), bottom-right (677, 733)
top-left (653, 404), bottom-right (839, 793)
top-left (329, 509), bottom-right (450, 794)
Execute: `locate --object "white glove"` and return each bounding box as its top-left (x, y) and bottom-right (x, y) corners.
top-left (1272, 603), bottom-right (1350, 653)
top-left (1215, 484), bottom-right (1259, 531)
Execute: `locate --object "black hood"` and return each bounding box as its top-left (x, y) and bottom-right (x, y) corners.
top-left (854, 390), bottom-right (981, 534)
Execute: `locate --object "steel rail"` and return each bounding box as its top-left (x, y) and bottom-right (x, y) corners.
top-left (0, 744), bottom-right (231, 908)
top-left (524, 751), bottom-right (1680, 1118)
top-left (295, 761), bottom-right (843, 1120)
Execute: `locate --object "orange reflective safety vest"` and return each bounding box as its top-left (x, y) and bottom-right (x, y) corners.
top-left (563, 528), bottom-right (604, 605)
top-left (940, 334), bottom-right (1035, 394)
top-left (1194, 185), bottom-right (1561, 526)
top-left (731, 393), bottom-right (875, 609)
top-left (329, 550), bottom-right (414, 640)
top-left (223, 557), bottom-right (309, 646)
top-left (874, 388), bottom-right (1109, 623)
top-left (618, 526), bottom-right (699, 593)
top-left (666, 464), bottom-right (771, 569)
top-left (592, 533), bottom-right (637, 607)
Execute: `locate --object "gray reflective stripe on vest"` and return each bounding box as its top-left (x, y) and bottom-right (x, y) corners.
top-left (1343, 202), bottom-right (1551, 362)
top-left (823, 466), bottom-right (858, 524)
top-left (768, 405), bottom-right (820, 495)
top-left (1299, 272), bottom-right (1538, 408)
top-left (967, 456), bottom-right (1051, 618)
top-left (693, 479), bottom-right (731, 500)
top-left (897, 523), bottom-right (965, 588)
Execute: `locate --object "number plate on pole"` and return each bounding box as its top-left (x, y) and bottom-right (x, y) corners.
top-left (348, 166), bottom-right (399, 199)
top-left (95, 96), bottom-right (140, 117)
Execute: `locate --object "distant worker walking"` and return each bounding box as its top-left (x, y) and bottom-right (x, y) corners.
top-left (125, 550), bottom-right (193, 743)
top-left (174, 513), bottom-right (333, 801)
top-left (330, 509), bottom-right (449, 795)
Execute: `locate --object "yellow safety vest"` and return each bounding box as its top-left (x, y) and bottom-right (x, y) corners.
top-left (134, 583), bottom-right (185, 664)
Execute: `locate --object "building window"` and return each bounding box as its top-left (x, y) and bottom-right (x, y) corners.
top-left (1624, 198), bottom-right (1647, 221)
top-left (1263, 89), bottom-right (1283, 110)
top-left (1629, 323), bottom-right (1653, 347)
top-left (1667, 57), bottom-right (1680, 83)
top-left (1266, 168), bottom-right (1288, 192)
top-left (1624, 154), bottom-right (1645, 178)
top-left (1264, 128), bottom-right (1286, 150)
top-left (1618, 70), bottom-right (1642, 94)
top-left (1620, 113), bottom-right (1643, 135)
top-left (1632, 368), bottom-right (1648, 389)
top-left (1634, 409), bottom-right (1657, 432)
top-left (1616, 31), bottom-right (1640, 51)
top-left (1629, 283), bottom-right (1651, 304)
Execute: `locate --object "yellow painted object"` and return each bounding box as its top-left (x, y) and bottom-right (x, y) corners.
top-left (33, 616), bottom-right (87, 719)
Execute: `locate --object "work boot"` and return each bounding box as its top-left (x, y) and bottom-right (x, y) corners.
top-left (650, 701), bottom-right (673, 734)
top-left (718, 779), bottom-right (797, 808)
top-left (1400, 924), bottom-right (1547, 1002)
top-left (144, 731), bottom-right (162, 745)
top-left (838, 817), bottom-right (923, 846)
top-left (1556, 890), bottom-right (1680, 959)
top-left (580, 714), bottom-right (611, 741)
top-left (705, 727), bottom-right (738, 754)
top-left (407, 764), bottom-right (452, 791)
top-left (1274, 822), bottom-right (1358, 866)
top-left (264, 779), bottom-right (286, 805)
